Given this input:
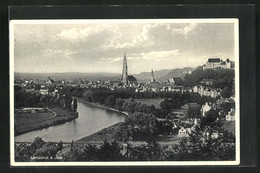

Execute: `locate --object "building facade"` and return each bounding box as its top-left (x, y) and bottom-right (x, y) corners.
top-left (203, 58), bottom-right (234, 70)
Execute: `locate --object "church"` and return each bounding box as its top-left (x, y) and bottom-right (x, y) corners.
top-left (122, 53), bottom-right (137, 85)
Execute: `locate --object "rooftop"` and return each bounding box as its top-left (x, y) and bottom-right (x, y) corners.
top-left (208, 58), bottom-right (221, 63)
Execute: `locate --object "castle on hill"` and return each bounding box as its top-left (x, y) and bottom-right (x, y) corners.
top-left (202, 58), bottom-right (234, 70)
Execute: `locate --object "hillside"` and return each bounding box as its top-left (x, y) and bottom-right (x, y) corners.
top-left (183, 67), bottom-right (235, 89)
top-left (134, 67), bottom-right (195, 82)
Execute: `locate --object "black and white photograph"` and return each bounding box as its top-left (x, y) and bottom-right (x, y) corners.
top-left (10, 19), bottom-right (239, 166)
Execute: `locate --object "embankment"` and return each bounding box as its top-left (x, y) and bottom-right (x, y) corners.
top-left (15, 107), bottom-right (78, 136)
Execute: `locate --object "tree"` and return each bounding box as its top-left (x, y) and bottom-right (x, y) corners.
top-left (221, 87), bottom-right (233, 98)
top-left (73, 98), bottom-right (78, 112)
top-left (57, 140), bottom-right (63, 151)
top-left (104, 95), bottom-right (116, 107)
top-left (15, 144), bottom-right (31, 161)
top-left (34, 84), bottom-right (41, 90)
top-left (114, 98), bottom-right (125, 111)
top-left (219, 102), bottom-right (235, 115)
top-left (33, 142), bottom-right (59, 160)
top-left (80, 140), bottom-right (123, 161)
top-left (98, 140), bottom-right (123, 161)
top-left (82, 144), bottom-right (100, 161)
top-left (83, 90), bottom-right (94, 102)
top-left (187, 104), bottom-right (201, 118)
top-left (129, 140), bottom-right (161, 161)
top-left (125, 112), bottom-right (157, 141)
top-left (64, 94), bottom-right (72, 110)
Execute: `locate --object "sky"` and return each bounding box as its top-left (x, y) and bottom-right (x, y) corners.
top-left (12, 20), bottom-right (236, 74)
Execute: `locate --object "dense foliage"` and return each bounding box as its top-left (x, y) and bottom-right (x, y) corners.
top-left (183, 67), bottom-right (235, 89)
top-left (169, 109), bottom-right (235, 161)
top-left (14, 85), bottom-right (76, 112)
top-left (159, 92), bottom-right (213, 115)
top-left (15, 137), bottom-right (64, 162)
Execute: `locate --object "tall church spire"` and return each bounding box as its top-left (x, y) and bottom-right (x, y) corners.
top-left (122, 52), bottom-right (128, 85)
top-left (151, 69), bottom-right (155, 82)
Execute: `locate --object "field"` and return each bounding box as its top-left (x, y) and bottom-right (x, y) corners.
top-left (15, 112), bottom-right (55, 127)
top-left (14, 107), bottom-right (78, 136)
top-left (135, 98), bottom-right (164, 108)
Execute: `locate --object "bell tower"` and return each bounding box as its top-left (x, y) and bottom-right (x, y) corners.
top-left (122, 52), bottom-right (128, 85)
top-left (151, 69), bottom-right (155, 82)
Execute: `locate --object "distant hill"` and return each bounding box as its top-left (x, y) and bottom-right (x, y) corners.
top-left (134, 67), bottom-right (196, 82)
top-left (14, 67), bottom-right (196, 82)
top-left (14, 72), bottom-right (122, 81)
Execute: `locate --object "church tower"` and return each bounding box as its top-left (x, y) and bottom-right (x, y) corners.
top-left (122, 52), bottom-right (128, 85)
top-left (151, 69), bottom-right (155, 82)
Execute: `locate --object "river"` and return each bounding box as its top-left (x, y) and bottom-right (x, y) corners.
top-left (15, 102), bottom-right (126, 142)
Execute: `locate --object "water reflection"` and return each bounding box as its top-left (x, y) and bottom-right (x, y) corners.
top-left (15, 102), bottom-right (126, 142)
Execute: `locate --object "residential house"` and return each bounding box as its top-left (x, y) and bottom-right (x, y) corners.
top-left (226, 108), bottom-right (235, 121)
top-left (200, 79), bottom-right (214, 86)
top-left (178, 127), bottom-right (188, 137)
top-left (201, 102), bottom-right (211, 117)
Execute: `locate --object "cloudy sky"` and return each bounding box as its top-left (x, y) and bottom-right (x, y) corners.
top-left (12, 20), bottom-right (236, 74)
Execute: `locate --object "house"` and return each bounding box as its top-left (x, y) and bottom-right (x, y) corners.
top-left (40, 89), bottom-right (48, 95)
top-left (183, 87), bottom-right (193, 92)
top-left (204, 58), bottom-right (221, 70)
top-left (193, 85), bottom-right (200, 93)
top-left (200, 79), bottom-right (214, 86)
top-left (46, 77), bottom-right (55, 85)
top-left (226, 108), bottom-right (235, 121)
top-left (193, 85), bottom-right (221, 98)
top-left (194, 118), bottom-right (199, 125)
top-left (171, 109), bottom-right (186, 119)
top-left (201, 102), bottom-right (211, 117)
top-left (127, 75), bottom-right (137, 84)
top-left (178, 127), bottom-right (188, 137)
top-left (210, 89), bottom-right (219, 98)
top-left (172, 123), bottom-right (177, 129)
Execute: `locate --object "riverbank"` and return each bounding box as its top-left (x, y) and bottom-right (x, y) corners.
top-left (15, 107), bottom-right (78, 136)
top-left (76, 122), bottom-right (126, 143)
top-left (74, 99), bottom-right (129, 143)
top-left (77, 98), bottom-right (129, 116)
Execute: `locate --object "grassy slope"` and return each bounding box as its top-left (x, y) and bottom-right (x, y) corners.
top-left (76, 122), bottom-right (126, 143)
top-left (15, 107), bottom-right (77, 136)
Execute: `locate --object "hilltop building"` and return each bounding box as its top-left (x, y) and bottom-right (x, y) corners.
top-left (203, 58), bottom-right (234, 70)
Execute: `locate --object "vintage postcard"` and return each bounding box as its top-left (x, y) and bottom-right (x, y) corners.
top-left (10, 19), bottom-right (239, 166)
